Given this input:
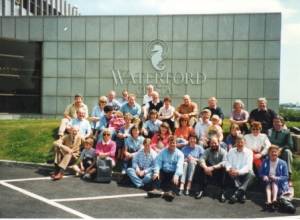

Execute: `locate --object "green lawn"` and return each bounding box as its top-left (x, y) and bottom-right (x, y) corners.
top-left (0, 118), bottom-right (299, 196)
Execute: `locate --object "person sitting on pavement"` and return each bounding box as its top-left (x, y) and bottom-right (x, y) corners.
top-left (58, 93), bottom-right (88, 138)
top-left (194, 135), bottom-right (227, 202)
top-left (67, 108), bottom-right (92, 140)
top-left (158, 96), bottom-right (176, 132)
top-left (89, 96), bottom-right (107, 134)
top-left (141, 109), bottom-right (162, 138)
top-left (107, 90), bottom-right (122, 111)
top-left (122, 125), bottom-right (144, 174)
top-left (249, 97), bottom-right (277, 134)
top-left (203, 97), bottom-right (224, 125)
top-left (268, 116), bottom-right (294, 184)
top-left (147, 135), bottom-right (184, 201)
top-left (150, 122), bottom-right (172, 153)
top-left (174, 114), bottom-right (194, 149)
top-left (51, 126), bottom-right (84, 180)
top-left (72, 137), bottom-right (96, 177)
top-left (244, 121), bottom-right (271, 172)
top-left (225, 134), bottom-right (255, 204)
top-left (127, 138), bottom-right (157, 189)
top-left (260, 145), bottom-right (291, 212)
top-left (120, 93), bottom-right (141, 119)
top-left (174, 94), bottom-right (198, 127)
top-left (143, 91), bottom-right (163, 121)
top-left (194, 109), bottom-right (212, 145)
top-left (179, 134), bottom-right (204, 196)
top-left (229, 99), bottom-right (249, 134)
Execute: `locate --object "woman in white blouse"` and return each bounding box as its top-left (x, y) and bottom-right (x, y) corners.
top-left (244, 121), bottom-right (271, 172)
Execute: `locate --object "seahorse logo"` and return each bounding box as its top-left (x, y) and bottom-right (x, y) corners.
top-left (146, 40), bottom-right (168, 72)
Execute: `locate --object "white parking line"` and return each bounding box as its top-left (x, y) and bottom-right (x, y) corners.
top-left (0, 181), bottom-right (94, 219)
top-left (0, 175), bottom-right (73, 183)
top-left (52, 193), bottom-right (147, 202)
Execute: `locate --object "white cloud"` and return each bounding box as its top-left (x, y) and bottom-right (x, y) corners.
top-left (282, 23), bottom-right (300, 46)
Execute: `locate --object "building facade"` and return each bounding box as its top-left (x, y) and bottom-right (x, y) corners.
top-left (0, 13), bottom-right (281, 116)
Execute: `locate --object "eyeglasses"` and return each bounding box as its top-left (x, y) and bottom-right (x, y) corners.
top-left (103, 133), bottom-right (110, 136)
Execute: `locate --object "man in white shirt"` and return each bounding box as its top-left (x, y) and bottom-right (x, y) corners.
top-left (143, 84), bottom-right (154, 105)
top-left (226, 134), bottom-right (255, 204)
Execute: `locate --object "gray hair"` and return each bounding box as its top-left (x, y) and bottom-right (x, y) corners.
top-left (233, 99), bottom-right (245, 109)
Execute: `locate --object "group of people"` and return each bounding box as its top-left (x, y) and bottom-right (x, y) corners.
top-left (51, 84), bottom-right (295, 211)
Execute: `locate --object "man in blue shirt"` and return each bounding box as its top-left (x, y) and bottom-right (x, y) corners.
top-left (120, 93), bottom-right (141, 119)
top-left (147, 135), bottom-right (184, 201)
top-left (68, 108), bottom-right (92, 139)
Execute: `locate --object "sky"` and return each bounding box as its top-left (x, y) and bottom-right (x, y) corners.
top-left (68, 0), bottom-right (300, 104)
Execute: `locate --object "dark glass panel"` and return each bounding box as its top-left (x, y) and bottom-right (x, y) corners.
top-left (0, 95), bottom-right (41, 113)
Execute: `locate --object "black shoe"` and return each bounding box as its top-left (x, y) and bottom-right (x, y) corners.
top-left (147, 189), bottom-right (163, 198)
top-left (264, 203), bottom-right (275, 212)
top-left (237, 191), bottom-right (246, 203)
top-left (229, 194), bottom-right (238, 204)
top-left (219, 192), bottom-right (226, 203)
top-left (195, 190), bottom-right (204, 199)
top-left (163, 191), bottom-right (176, 202)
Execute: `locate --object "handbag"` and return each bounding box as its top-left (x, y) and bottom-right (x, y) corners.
top-left (94, 158), bottom-right (112, 183)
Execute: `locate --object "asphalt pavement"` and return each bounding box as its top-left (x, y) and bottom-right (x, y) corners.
top-left (0, 162), bottom-right (299, 218)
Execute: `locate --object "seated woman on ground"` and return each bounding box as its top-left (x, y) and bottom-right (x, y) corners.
top-left (150, 122), bottom-right (172, 153)
top-left (207, 114), bottom-right (223, 142)
top-left (244, 121), bottom-right (271, 172)
top-left (260, 145), bottom-right (291, 212)
top-left (122, 125), bottom-right (145, 174)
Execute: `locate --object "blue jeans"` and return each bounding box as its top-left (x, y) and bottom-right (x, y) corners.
top-left (126, 168), bottom-right (153, 188)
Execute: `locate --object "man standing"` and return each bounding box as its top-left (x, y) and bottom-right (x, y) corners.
top-left (226, 134), bottom-right (255, 204)
top-left (58, 94), bottom-right (88, 138)
top-left (147, 136), bottom-right (184, 201)
top-left (194, 135), bottom-right (227, 202)
top-left (268, 116), bottom-right (294, 182)
top-left (52, 126), bottom-right (84, 180)
top-left (249, 97), bottom-right (277, 134)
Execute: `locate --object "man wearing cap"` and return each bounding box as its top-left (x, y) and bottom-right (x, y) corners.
top-left (58, 94), bottom-right (89, 138)
top-left (52, 125), bottom-right (84, 180)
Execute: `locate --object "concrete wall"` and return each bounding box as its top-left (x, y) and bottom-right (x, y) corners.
top-left (0, 13), bottom-right (281, 116)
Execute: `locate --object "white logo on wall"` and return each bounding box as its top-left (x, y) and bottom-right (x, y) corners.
top-left (146, 40), bottom-right (168, 71)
